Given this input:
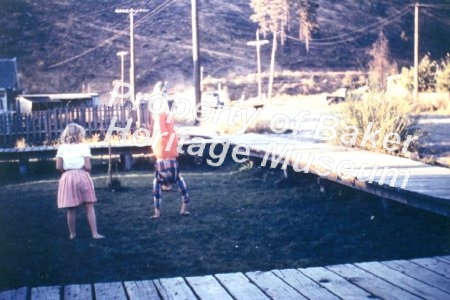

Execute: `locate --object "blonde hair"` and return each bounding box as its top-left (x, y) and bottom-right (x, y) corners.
top-left (60, 123), bottom-right (86, 144)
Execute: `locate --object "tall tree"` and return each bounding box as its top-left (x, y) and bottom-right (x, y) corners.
top-left (250, 0), bottom-right (289, 45)
top-left (368, 31), bottom-right (398, 91)
top-left (297, 0), bottom-right (319, 51)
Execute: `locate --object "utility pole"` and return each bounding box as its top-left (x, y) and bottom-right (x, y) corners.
top-left (414, 2), bottom-right (420, 103)
top-left (191, 0), bottom-right (201, 121)
top-left (267, 31), bottom-right (277, 104)
top-left (115, 8), bottom-right (149, 127)
top-left (247, 30), bottom-right (269, 103)
top-left (116, 51), bottom-right (128, 106)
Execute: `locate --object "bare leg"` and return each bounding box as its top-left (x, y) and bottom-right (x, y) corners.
top-left (152, 178), bottom-right (162, 219)
top-left (85, 203), bottom-right (104, 239)
top-left (177, 176), bottom-right (190, 216)
top-left (180, 202), bottom-right (190, 216)
top-left (67, 208), bottom-right (77, 239)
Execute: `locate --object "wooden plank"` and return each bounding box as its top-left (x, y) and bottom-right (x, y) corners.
top-left (153, 277), bottom-right (196, 300)
top-left (298, 266), bottom-right (374, 299)
top-left (93, 282), bottom-right (127, 300)
top-left (63, 284), bottom-right (92, 300)
top-left (356, 261), bottom-right (450, 299)
top-left (272, 269), bottom-right (339, 299)
top-left (0, 287), bottom-right (27, 300)
top-left (326, 263), bottom-right (421, 300)
top-left (123, 280), bottom-right (160, 300)
top-left (245, 271), bottom-right (306, 299)
top-left (31, 286), bottom-right (60, 300)
top-left (215, 272), bottom-right (270, 300)
top-left (382, 260), bottom-right (450, 293)
top-left (415, 257), bottom-right (446, 278)
top-left (185, 275), bottom-right (233, 300)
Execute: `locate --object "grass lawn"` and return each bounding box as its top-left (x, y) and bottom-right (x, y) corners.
top-left (0, 156), bottom-right (449, 291)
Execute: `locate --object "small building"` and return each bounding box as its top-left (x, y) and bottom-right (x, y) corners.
top-left (0, 57), bottom-right (21, 113)
top-left (17, 93), bottom-right (100, 113)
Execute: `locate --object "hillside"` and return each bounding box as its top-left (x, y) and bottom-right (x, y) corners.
top-left (0, 0), bottom-right (449, 100)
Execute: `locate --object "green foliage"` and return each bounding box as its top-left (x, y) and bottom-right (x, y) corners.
top-left (417, 54), bottom-right (438, 92)
top-left (398, 53), bottom-right (449, 92)
top-left (399, 66), bottom-right (414, 92)
top-left (337, 93), bottom-right (420, 154)
top-left (436, 54), bottom-right (450, 92)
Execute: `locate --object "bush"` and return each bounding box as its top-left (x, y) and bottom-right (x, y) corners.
top-left (336, 93), bottom-right (421, 155)
top-left (398, 53), bottom-right (450, 93)
top-left (436, 54), bottom-right (450, 92)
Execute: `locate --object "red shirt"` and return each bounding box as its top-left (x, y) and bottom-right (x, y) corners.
top-left (153, 112), bottom-right (179, 160)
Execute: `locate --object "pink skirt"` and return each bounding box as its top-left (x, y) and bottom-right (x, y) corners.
top-left (57, 169), bottom-right (97, 208)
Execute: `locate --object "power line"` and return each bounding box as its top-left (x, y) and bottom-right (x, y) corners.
top-left (422, 10), bottom-right (450, 26)
top-left (419, 4), bottom-right (450, 9)
top-left (303, 5), bottom-right (411, 44)
top-left (47, 0), bottom-right (176, 69)
top-left (47, 28), bottom-right (129, 68)
top-left (286, 6), bottom-right (410, 47)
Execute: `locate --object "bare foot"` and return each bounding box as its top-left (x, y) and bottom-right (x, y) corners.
top-left (180, 211), bottom-right (191, 216)
top-left (93, 234), bottom-right (105, 239)
top-left (69, 234), bottom-right (76, 240)
top-left (151, 208), bottom-right (161, 219)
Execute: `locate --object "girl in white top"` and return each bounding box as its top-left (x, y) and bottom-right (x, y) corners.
top-left (56, 123), bottom-right (104, 240)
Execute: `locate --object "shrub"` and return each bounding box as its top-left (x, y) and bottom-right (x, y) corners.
top-left (436, 54), bottom-right (450, 92)
top-left (336, 93), bottom-right (421, 155)
top-left (398, 53), bottom-right (449, 93)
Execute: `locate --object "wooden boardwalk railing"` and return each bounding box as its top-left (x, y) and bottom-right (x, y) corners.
top-left (1, 255), bottom-right (449, 299)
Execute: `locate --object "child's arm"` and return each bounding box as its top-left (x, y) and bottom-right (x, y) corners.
top-left (56, 157), bottom-right (64, 172)
top-left (84, 157), bottom-right (92, 172)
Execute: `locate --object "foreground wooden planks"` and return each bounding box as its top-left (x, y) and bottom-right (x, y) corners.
top-left (153, 277), bottom-right (196, 300)
top-left (2, 256), bottom-right (450, 299)
top-left (185, 275), bottom-right (233, 300)
top-left (356, 261), bottom-right (450, 299)
top-left (326, 263), bottom-right (421, 300)
top-left (63, 285), bottom-right (92, 300)
top-left (0, 287), bottom-right (27, 300)
top-left (246, 271), bottom-right (307, 299)
top-left (272, 268), bottom-right (340, 299)
top-left (123, 281), bottom-right (159, 300)
top-left (215, 272), bottom-right (270, 299)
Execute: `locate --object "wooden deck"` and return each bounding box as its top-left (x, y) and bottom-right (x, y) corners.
top-left (213, 133), bottom-right (450, 217)
top-left (1, 255), bottom-right (449, 299)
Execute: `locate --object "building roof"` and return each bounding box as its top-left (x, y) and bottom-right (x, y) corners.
top-left (18, 93), bottom-right (99, 103)
top-left (0, 58), bottom-right (19, 90)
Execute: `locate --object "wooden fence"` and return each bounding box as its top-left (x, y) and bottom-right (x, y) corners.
top-left (0, 105), bottom-right (149, 147)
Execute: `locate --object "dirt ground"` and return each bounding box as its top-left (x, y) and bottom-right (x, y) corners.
top-left (0, 156), bottom-right (449, 291)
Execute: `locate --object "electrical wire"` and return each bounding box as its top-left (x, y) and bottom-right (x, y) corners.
top-left (47, 0), bottom-right (177, 69)
top-left (419, 4), bottom-right (450, 9)
top-left (288, 5), bottom-right (412, 46)
top-left (422, 10), bottom-right (450, 26)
